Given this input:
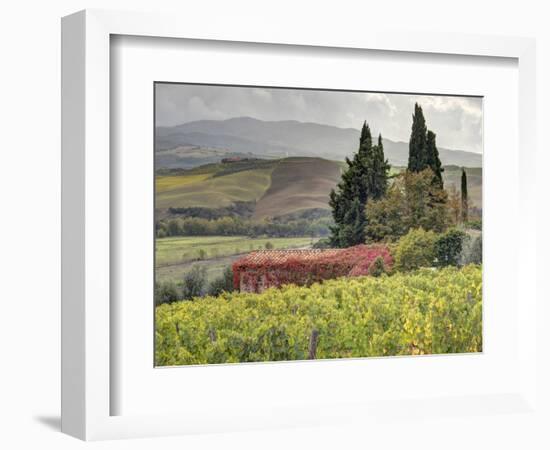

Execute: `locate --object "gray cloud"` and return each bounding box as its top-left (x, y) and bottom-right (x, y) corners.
top-left (156, 83), bottom-right (483, 153)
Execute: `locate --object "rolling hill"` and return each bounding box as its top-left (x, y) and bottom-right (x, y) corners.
top-left (252, 157), bottom-right (342, 219)
top-left (156, 117), bottom-right (482, 168)
top-left (155, 161), bottom-right (277, 209)
top-left (156, 157), bottom-right (482, 219)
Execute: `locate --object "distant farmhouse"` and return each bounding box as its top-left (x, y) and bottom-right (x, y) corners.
top-left (232, 245), bottom-right (392, 293)
top-left (221, 156), bottom-right (248, 163)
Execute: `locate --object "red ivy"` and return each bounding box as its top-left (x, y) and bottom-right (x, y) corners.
top-left (232, 244), bottom-right (393, 291)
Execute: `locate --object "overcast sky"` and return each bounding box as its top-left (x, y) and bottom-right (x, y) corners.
top-left (156, 83), bottom-right (483, 153)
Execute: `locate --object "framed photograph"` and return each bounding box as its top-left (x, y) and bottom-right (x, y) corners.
top-left (62, 9), bottom-right (539, 441)
top-left (153, 82), bottom-right (483, 367)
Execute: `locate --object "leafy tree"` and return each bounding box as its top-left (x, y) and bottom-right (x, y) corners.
top-left (461, 168), bottom-right (469, 223)
top-left (394, 228), bottom-right (437, 271)
top-left (329, 122), bottom-right (389, 247)
top-left (364, 178), bottom-right (409, 242)
top-left (208, 266), bottom-right (235, 296)
top-left (435, 228), bottom-right (468, 267)
top-left (365, 169), bottom-right (449, 242)
top-left (182, 265), bottom-right (207, 300)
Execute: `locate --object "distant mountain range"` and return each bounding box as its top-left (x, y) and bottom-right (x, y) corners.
top-left (156, 117), bottom-right (482, 168)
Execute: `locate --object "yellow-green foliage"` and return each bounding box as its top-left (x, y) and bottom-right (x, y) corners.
top-left (394, 228), bottom-right (437, 271)
top-left (156, 174), bottom-right (211, 193)
top-left (156, 168), bottom-right (274, 209)
top-left (155, 265), bottom-right (482, 366)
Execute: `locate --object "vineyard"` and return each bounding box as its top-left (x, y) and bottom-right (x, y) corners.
top-left (155, 265), bottom-right (482, 366)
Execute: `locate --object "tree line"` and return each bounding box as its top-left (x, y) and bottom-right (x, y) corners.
top-left (328, 103), bottom-right (471, 247)
top-left (156, 215), bottom-right (333, 238)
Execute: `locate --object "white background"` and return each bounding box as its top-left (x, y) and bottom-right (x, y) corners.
top-left (1, 0), bottom-right (548, 449)
top-left (112, 36), bottom-right (519, 417)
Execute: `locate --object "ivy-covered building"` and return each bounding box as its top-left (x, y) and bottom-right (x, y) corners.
top-left (232, 245), bottom-right (392, 293)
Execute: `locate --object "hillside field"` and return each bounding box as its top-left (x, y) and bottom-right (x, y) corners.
top-left (156, 157), bottom-right (482, 219)
top-left (156, 235), bottom-right (317, 283)
top-left (442, 166), bottom-right (482, 208)
top-left (156, 164), bottom-right (275, 209)
top-left (252, 157), bottom-right (342, 219)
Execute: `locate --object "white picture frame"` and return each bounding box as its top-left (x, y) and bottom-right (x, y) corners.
top-left (61, 9), bottom-right (539, 441)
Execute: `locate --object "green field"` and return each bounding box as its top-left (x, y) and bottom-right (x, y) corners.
top-left (156, 158), bottom-right (481, 219)
top-left (155, 157), bottom-right (344, 218)
top-left (156, 167), bottom-right (275, 209)
top-left (156, 173), bottom-right (210, 193)
top-left (156, 235), bottom-right (317, 283)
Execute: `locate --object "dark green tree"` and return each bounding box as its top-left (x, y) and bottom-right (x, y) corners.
top-left (461, 168), bottom-right (468, 222)
top-left (435, 228), bottom-right (469, 267)
top-left (337, 198), bottom-right (366, 246)
top-left (359, 119), bottom-right (373, 149)
top-left (407, 104), bottom-right (444, 190)
top-left (408, 103), bottom-right (428, 172)
top-left (371, 134), bottom-right (391, 199)
top-left (426, 130), bottom-right (444, 188)
top-left (329, 122), bottom-right (389, 247)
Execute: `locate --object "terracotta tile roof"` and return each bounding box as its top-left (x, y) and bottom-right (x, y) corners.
top-left (234, 249), bottom-right (343, 266)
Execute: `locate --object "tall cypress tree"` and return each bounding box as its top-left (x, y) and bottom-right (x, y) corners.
top-left (371, 134), bottom-right (390, 199)
top-left (408, 103), bottom-right (428, 172)
top-left (461, 168), bottom-right (468, 223)
top-left (426, 130), bottom-right (444, 188)
top-left (329, 122), bottom-right (389, 247)
top-left (408, 104), bottom-right (444, 190)
top-left (359, 120), bottom-right (372, 150)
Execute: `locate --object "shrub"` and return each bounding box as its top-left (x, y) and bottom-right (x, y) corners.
top-left (368, 256), bottom-right (387, 277)
top-left (435, 229), bottom-right (469, 267)
top-left (154, 280), bottom-right (180, 306)
top-left (264, 241), bottom-right (274, 250)
top-left (312, 238), bottom-right (331, 249)
top-left (182, 265), bottom-right (207, 300)
top-left (394, 228), bottom-right (437, 271)
top-left (347, 246), bottom-right (393, 277)
top-left (208, 266), bottom-right (235, 296)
